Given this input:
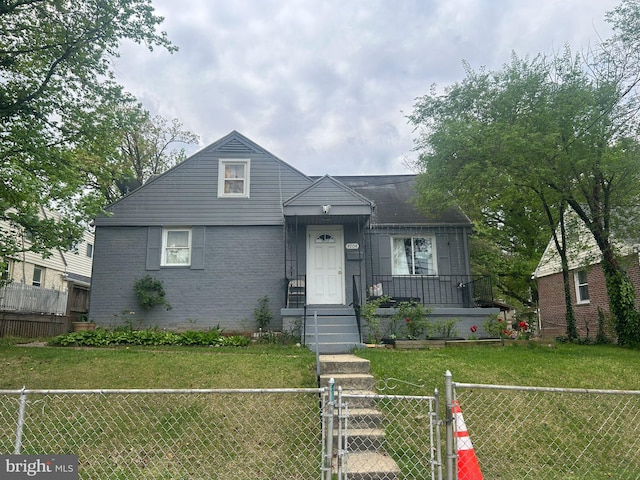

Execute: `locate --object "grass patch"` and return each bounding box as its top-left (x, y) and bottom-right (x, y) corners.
top-left (0, 343), bottom-right (317, 389)
top-left (356, 342), bottom-right (640, 394)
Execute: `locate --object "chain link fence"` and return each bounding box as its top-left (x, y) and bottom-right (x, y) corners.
top-left (5, 378), bottom-right (635, 479)
top-left (1, 388), bottom-right (325, 479)
top-left (450, 378), bottom-right (640, 479)
top-left (1, 387), bottom-right (441, 480)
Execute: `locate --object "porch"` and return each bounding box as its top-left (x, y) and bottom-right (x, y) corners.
top-left (283, 273), bottom-right (494, 309)
top-left (281, 274), bottom-right (498, 352)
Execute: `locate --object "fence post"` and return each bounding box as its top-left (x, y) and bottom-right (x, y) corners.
top-left (14, 387), bottom-right (27, 454)
top-left (324, 378), bottom-right (335, 480)
top-left (314, 311), bottom-right (321, 381)
top-left (445, 370), bottom-right (455, 480)
top-left (336, 386), bottom-right (344, 479)
top-left (434, 388), bottom-right (443, 480)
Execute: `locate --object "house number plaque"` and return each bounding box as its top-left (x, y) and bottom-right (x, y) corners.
top-left (346, 243), bottom-right (359, 250)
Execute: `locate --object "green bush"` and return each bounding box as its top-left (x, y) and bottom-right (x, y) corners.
top-left (48, 327), bottom-right (249, 348)
top-left (360, 296), bottom-right (391, 343)
top-left (392, 301), bottom-right (431, 339)
top-left (133, 275), bottom-right (172, 311)
top-left (253, 295), bottom-right (273, 330)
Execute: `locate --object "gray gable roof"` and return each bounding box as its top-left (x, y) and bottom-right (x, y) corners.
top-left (96, 131), bottom-right (312, 227)
top-left (283, 175), bottom-right (374, 218)
top-left (284, 175), bottom-right (374, 207)
top-left (327, 175), bottom-right (472, 226)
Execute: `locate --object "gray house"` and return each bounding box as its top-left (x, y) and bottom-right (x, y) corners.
top-left (89, 131), bottom-right (497, 352)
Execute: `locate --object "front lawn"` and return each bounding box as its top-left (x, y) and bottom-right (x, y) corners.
top-left (2, 338), bottom-right (638, 392)
top-left (0, 342), bottom-right (317, 389)
top-left (356, 342), bottom-right (640, 394)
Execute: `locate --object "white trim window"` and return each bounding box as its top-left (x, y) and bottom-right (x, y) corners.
top-left (574, 270), bottom-right (590, 304)
top-left (162, 228), bottom-right (191, 266)
top-left (218, 159), bottom-right (250, 197)
top-left (392, 236), bottom-right (437, 275)
top-left (32, 265), bottom-right (44, 287)
top-left (1, 259), bottom-right (11, 282)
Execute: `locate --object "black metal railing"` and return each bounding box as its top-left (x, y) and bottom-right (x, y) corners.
top-left (361, 274), bottom-right (493, 308)
top-left (352, 275), bottom-right (362, 342)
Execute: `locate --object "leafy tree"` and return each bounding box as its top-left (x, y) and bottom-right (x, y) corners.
top-left (409, 32), bottom-right (640, 346)
top-left (79, 107), bottom-right (199, 203)
top-left (0, 0), bottom-right (175, 260)
top-left (121, 113), bottom-right (200, 187)
top-left (409, 55), bottom-right (564, 314)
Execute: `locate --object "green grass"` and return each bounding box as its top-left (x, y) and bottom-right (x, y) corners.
top-left (2, 340), bottom-right (638, 392)
top-left (356, 342), bottom-right (640, 395)
top-left (0, 342), bottom-right (318, 389)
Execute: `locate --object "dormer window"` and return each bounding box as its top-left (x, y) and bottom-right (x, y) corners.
top-left (218, 159), bottom-right (250, 198)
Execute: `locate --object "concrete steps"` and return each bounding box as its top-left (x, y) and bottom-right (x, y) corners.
top-left (305, 307), bottom-right (364, 353)
top-left (319, 354), bottom-right (401, 480)
top-left (346, 452), bottom-right (401, 480)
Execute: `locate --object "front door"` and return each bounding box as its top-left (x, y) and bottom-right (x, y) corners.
top-left (307, 226), bottom-right (344, 305)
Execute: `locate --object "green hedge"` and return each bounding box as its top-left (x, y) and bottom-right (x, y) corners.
top-left (48, 328), bottom-right (251, 347)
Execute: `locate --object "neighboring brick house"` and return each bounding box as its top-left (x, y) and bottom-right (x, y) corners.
top-left (532, 221), bottom-right (640, 339)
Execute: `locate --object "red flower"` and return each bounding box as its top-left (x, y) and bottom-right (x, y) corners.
top-left (405, 317), bottom-right (411, 323)
top-left (470, 325), bottom-right (478, 333)
top-left (518, 321), bottom-right (529, 330)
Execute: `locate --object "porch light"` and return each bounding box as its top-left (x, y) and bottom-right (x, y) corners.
top-left (322, 205), bottom-right (331, 214)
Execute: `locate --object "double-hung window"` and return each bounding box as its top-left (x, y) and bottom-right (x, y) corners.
top-left (162, 228), bottom-right (191, 266)
top-left (574, 270), bottom-right (590, 304)
top-left (1, 260), bottom-right (11, 283)
top-left (392, 236), bottom-right (437, 275)
top-left (218, 159), bottom-right (250, 197)
top-left (32, 266), bottom-right (44, 287)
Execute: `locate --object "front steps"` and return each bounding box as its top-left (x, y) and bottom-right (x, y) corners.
top-left (305, 307), bottom-right (364, 353)
top-left (319, 354), bottom-right (401, 480)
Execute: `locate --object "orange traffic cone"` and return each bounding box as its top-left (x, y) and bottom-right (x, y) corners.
top-left (452, 399), bottom-right (483, 480)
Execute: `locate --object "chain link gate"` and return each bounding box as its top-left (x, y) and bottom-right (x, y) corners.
top-left (321, 381), bottom-right (443, 480)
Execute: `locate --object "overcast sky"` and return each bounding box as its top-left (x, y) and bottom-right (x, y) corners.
top-left (113, 0), bottom-right (620, 176)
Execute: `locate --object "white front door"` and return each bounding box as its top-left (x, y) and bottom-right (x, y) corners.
top-left (307, 226), bottom-right (345, 305)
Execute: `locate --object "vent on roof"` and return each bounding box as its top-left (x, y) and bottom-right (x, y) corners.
top-left (219, 139), bottom-right (254, 155)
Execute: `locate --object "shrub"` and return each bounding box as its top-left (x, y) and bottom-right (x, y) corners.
top-left (254, 295), bottom-right (273, 330)
top-left (48, 327), bottom-right (249, 348)
top-left (392, 301), bottom-right (430, 339)
top-left (432, 318), bottom-right (458, 338)
top-left (360, 296), bottom-right (390, 343)
top-left (133, 275), bottom-right (172, 311)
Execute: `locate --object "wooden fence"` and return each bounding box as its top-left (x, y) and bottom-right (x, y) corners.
top-left (0, 283), bottom-right (73, 337)
top-left (0, 312), bottom-right (70, 338)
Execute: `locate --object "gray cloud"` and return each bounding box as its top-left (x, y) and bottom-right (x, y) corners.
top-left (114, 0), bottom-right (619, 175)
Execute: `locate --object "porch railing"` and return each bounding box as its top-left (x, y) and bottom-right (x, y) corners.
top-left (0, 283), bottom-right (68, 315)
top-left (362, 274), bottom-right (493, 308)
